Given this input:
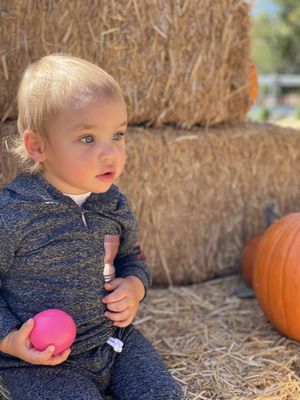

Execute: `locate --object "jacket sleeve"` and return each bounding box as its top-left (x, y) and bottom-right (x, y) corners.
top-left (0, 214), bottom-right (22, 340)
top-left (114, 199), bottom-right (152, 296)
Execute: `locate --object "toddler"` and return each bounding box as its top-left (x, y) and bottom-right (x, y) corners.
top-left (0, 54), bottom-right (184, 400)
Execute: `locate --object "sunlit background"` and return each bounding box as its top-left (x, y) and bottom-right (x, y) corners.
top-left (248, 0), bottom-right (300, 127)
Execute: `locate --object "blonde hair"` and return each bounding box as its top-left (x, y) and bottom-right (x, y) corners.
top-left (14, 54), bottom-right (124, 173)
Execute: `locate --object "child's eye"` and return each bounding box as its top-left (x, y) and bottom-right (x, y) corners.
top-left (80, 135), bottom-right (94, 144)
top-left (112, 132), bottom-right (125, 142)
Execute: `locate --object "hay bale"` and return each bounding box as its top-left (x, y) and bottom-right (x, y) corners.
top-left (0, 122), bottom-right (18, 188)
top-left (2, 121), bottom-right (300, 286)
top-left (119, 122), bottom-right (300, 285)
top-left (0, 0), bottom-right (251, 127)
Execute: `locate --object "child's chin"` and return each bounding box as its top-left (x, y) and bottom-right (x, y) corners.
top-left (93, 184), bottom-right (113, 194)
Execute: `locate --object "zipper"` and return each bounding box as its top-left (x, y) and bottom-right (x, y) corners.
top-left (40, 199), bottom-right (90, 229)
top-left (80, 206), bottom-right (88, 228)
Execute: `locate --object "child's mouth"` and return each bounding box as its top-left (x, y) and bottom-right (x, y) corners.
top-left (96, 172), bottom-right (115, 182)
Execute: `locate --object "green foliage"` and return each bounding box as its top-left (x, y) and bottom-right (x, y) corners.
top-left (257, 106), bottom-right (271, 121)
top-left (295, 105), bottom-right (300, 120)
top-left (252, 1), bottom-right (300, 73)
top-left (251, 13), bottom-right (281, 73)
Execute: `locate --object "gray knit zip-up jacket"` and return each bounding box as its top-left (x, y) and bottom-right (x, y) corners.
top-left (0, 173), bottom-right (151, 363)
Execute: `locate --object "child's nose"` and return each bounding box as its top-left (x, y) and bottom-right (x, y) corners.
top-left (97, 142), bottom-right (115, 161)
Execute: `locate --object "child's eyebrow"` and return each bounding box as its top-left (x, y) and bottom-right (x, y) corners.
top-left (68, 123), bottom-right (98, 132)
top-left (69, 121), bottom-right (128, 132)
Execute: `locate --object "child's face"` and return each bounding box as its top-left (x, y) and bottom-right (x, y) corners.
top-left (41, 96), bottom-right (127, 194)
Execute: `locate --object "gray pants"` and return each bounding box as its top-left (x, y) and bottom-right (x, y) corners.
top-left (0, 329), bottom-right (184, 400)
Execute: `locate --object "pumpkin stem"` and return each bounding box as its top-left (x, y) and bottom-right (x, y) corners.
top-left (263, 200), bottom-right (281, 229)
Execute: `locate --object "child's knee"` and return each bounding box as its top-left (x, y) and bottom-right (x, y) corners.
top-left (154, 379), bottom-right (184, 400)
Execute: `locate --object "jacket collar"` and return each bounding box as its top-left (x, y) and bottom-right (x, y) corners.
top-left (4, 173), bottom-right (121, 213)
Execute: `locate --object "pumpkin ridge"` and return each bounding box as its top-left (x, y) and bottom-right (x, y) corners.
top-left (276, 220), bottom-right (300, 338)
top-left (254, 216), bottom-right (297, 331)
top-left (265, 219), bottom-right (292, 331)
top-left (281, 222), bottom-right (300, 339)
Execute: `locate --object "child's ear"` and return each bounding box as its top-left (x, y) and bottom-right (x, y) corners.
top-left (23, 129), bottom-right (47, 162)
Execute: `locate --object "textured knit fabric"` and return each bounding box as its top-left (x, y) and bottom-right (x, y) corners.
top-left (0, 173), bottom-right (184, 399)
top-left (1, 329), bottom-right (184, 399)
top-left (108, 329), bottom-right (184, 400)
top-left (1, 366), bottom-right (104, 400)
top-left (0, 173), bottom-right (151, 362)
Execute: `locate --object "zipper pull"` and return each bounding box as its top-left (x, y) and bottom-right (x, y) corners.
top-left (80, 207), bottom-right (88, 228)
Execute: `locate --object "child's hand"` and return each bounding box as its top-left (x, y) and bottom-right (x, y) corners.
top-left (102, 276), bottom-right (145, 327)
top-left (0, 319), bottom-right (71, 366)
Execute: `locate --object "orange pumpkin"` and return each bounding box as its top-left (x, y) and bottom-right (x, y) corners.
top-left (240, 233), bottom-right (262, 287)
top-left (244, 60), bottom-right (258, 112)
top-left (253, 213), bottom-right (300, 341)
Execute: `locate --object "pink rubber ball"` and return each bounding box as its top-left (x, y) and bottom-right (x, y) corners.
top-left (29, 309), bottom-right (76, 356)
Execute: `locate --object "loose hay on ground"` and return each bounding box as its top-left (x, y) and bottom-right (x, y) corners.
top-left (0, 0), bottom-right (251, 127)
top-left (136, 275), bottom-right (300, 399)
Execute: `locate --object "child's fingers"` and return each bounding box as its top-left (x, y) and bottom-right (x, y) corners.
top-left (45, 348), bottom-right (71, 366)
top-left (106, 298), bottom-right (128, 312)
top-left (113, 319), bottom-right (132, 328)
top-left (25, 344), bottom-right (55, 364)
top-left (18, 318), bottom-right (35, 340)
top-left (104, 278), bottom-right (123, 291)
top-left (104, 308), bottom-right (129, 322)
top-left (35, 344), bottom-right (55, 359)
top-left (103, 289), bottom-right (126, 304)
top-left (31, 346), bottom-right (71, 366)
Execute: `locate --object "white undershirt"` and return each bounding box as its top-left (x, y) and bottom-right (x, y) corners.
top-left (63, 192), bottom-right (91, 207)
top-left (63, 192), bottom-right (91, 227)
